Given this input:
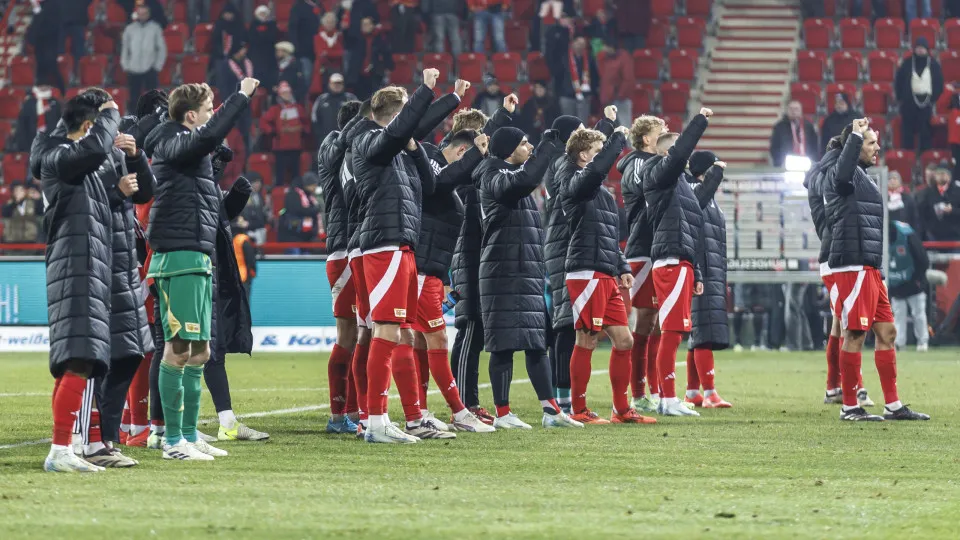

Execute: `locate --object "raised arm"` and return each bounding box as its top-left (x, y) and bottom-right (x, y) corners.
top-left (361, 83), bottom-right (436, 166)
top-left (565, 130), bottom-right (626, 202)
top-left (645, 112), bottom-right (710, 192)
top-left (223, 176), bottom-right (252, 221)
top-left (830, 122), bottom-right (866, 196)
top-left (51, 108), bottom-right (122, 185)
top-left (434, 146), bottom-right (485, 194)
top-left (156, 91), bottom-right (251, 165)
top-left (488, 132), bottom-right (561, 203)
top-left (693, 163), bottom-right (724, 209)
top-left (485, 94), bottom-right (518, 135)
top-left (412, 92), bottom-right (461, 141)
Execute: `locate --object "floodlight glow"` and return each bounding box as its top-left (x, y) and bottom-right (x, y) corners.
top-left (784, 154), bottom-right (812, 172)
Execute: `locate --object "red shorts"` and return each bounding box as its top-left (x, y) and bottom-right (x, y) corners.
top-left (652, 261), bottom-right (694, 333)
top-left (362, 247), bottom-right (418, 326)
top-left (349, 251), bottom-right (370, 327)
top-left (832, 267), bottom-right (894, 331)
top-left (326, 253), bottom-right (356, 319)
top-left (627, 258), bottom-right (658, 309)
top-left (413, 274), bottom-right (446, 333)
top-left (566, 271), bottom-right (629, 333)
top-left (821, 274), bottom-right (838, 312)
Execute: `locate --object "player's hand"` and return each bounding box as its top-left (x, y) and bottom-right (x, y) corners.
top-left (406, 138), bottom-right (418, 151)
top-left (422, 68), bottom-right (440, 89)
top-left (118, 173), bottom-right (138, 197)
top-left (714, 160), bottom-right (727, 169)
top-left (699, 107), bottom-right (713, 118)
top-left (100, 100), bottom-right (119, 111)
top-left (619, 273), bottom-right (634, 291)
top-left (503, 93), bottom-right (519, 113)
top-left (454, 79), bottom-right (471, 98)
top-left (852, 117), bottom-right (869, 135)
top-left (614, 125), bottom-right (630, 136)
top-left (240, 77), bottom-right (260, 97)
top-left (694, 282), bottom-right (704, 296)
top-left (114, 133), bottom-right (137, 156)
top-left (604, 105), bottom-right (618, 121)
top-left (474, 133), bottom-right (489, 155)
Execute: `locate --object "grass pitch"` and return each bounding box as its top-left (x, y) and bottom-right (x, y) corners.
top-left (1, 349), bottom-right (959, 539)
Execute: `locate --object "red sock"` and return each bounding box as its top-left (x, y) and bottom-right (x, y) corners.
top-left (352, 343), bottom-right (369, 420)
top-left (839, 349), bottom-right (862, 407)
top-left (390, 344), bottom-right (422, 422)
top-left (495, 404), bottom-right (511, 418)
top-left (686, 349), bottom-right (700, 391)
top-left (694, 349), bottom-right (715, 391)
top-left (825, 335), bottom-right (840, 390)
top-left (121, 402), bottom-right (131, 429)
top-left (328, 344), bottom-right (352, 415)
top-left (428, 349), bottom-right (466, 413)
top-left (52, 373), bottom-right (86, 446)
top-left (646, 332), bottom-right (661, 395)
top-left (570, 345), bottom-right (594, 412)
top-left (657, 331), bottom-right (684, 399)
top-left (630, 333), bottom-right (647, 398)
top-left (609, 347), bottom-right (632, 413)
top-left (367, 338), bottom-right (396, 416)
top-left (88, 409), bottom-right (101, 444)
top-left (874, 348), bottom-right (899, 405)
top-left (129, 354), bottom-right (150, 427)
top-left (345, 361), bottom-right (358, 414)
top-left (415, 348), bottom-right (430, 408)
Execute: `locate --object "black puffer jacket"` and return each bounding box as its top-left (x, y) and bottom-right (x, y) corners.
top-left (41, 109), bottom-right (121, 378)
top-left (342, 119), bottom-right (369, 252)
top-left (105, 149), bottom-right (156, 360)
top-left (146, 93), bottom-right (250, 256)
top-left (803, 148), bottom-right (840, 264)
top-left (211, 178), bottom-right (254, 358)
top-left (619, 149), bottom-right (657, 259)
top-left (689, 167), bottom-right (729, 350)
top-left (640, 114), bottom-right (709, 283)
top-left (352, 84), bottom-right (436, 251)
top-left (317, 114), bottom-right (363, 254)
top-left (477, 134), bottom-right (561, 352)
top-left (558, 131), bottom-right (629, 277)
top-left (823, 133), bottom-right (884, 269)
top-left (119, 109), bottom-right (166, 149)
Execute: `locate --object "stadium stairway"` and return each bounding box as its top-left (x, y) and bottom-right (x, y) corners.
top-left (697, 0), bottom-right (801, 166)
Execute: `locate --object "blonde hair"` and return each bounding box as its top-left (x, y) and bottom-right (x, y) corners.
top-left (565, 129), bottom-right (607, 157)
top-left (370, 86), bottom-right (408, 123)
top-left (630, 115), bottom-right (666, 149)
top-left (656, 132), bottom-right (679, 151)
top-left (451, 109), bottom-right (489, 134)
top-left (169, 83), bottom-right (212, 122)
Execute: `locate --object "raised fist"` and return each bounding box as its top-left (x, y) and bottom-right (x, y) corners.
top-left (604, 105), bottom-right (618, 121)
top-left (714, 160), bottom-right (727, 169)
top-left (852, 117), bottom-right (869, 135)
top-left (699, 107), bottom-right (713, 118)
top-left (407, 138), bottom-right (418, 151)
top-left (423, 68), bottom-right (441, 89)
top-left (614, 125), bottom-right (630, 136)
top-left (454, 79), bottom-right (471, 98)
top-left (240, 78), bottom-right (260, 97)
top-left (503, 93), bottom-right (519, 113)
top-left (474, 133), bottom-right (489, 155)
top-left (114, 133), bottom-right (137, 156)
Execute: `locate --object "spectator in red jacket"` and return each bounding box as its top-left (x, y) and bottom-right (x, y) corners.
top-left (260, 81), bottom-right (310, 186)
top-left (317, 12), bottom-right (345, 62)
top-left (598, 39), bottom-right (635, 127)
top-left (469, 0), bottom-right (508, 53)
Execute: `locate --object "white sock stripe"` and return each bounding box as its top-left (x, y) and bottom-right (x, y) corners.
top-left (570, 278), bottom-right (600, 323)
top-left (840, 270), bottom-right (867, 329)
top-left (368, 251), bottom-right (403, 314)
top-left (658, 266), bottom-right (688, 324)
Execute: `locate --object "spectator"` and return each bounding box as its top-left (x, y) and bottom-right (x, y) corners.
top-left (849, 1), bottom-right (887, 19)
top-left (427, 0), bottom-right (464, 56)
top-left (611, 0), bottom-right (649, 51)
top-left (317, 12), bottom-right (345, 62)
top-left (121, 2), bottom-right (167, 114)
top-left (260, 81), bottom-right (310, 186)
top-left (248, 5), bottom-right (280, 92)
top-left (917, 161), bottom-right (960, 241)
top-left (922, 161), bottom-right (937, 188)
top-left (586, 9), bottom-right (616, 55)
top-left (820, 92), bottom-right (858, 154)
top-left (241, 173), bottom-right (270, 245)
top-left (275, 41), bottom-right (306, 103)
top-left (311, 73), bottom-right (357, 143)
top-left (888, 171), bottom-right (921, 234)
top-left (211, 2), bottom-right (247, 63)
top-left (25, 1), bottom-right (65, 93)
top-left (288, 0), bottom-right (324, 84)
top-left (519, 80), bottom-right (561, 145)
top-left (948, 90), bottom-right (960, 180)
top-left (536, 0), bottom-right (575, 52)
top-left (1, 182), bottom-right (40, 244)
top-left (887, 220), bottom-right (930, 351)
top-left (598, 38), bottom-right (635, 127)
top-left (469, 0), bottom-right (508, 53)
top-left (905, 0), bottom-right (932, 23)
top-left (279, 173), bottom-right (322, 252)
top-left (13, 85), bottom-right (61, 153)
top-left (471, 74), bottom-right (506, 118)
top-left (344, 17), bottom-right (393, 99)
top-left (218, 42), bottom-right (255, 153)
top-left (24, 180), bottom-right (45, 243)
top-left (188, 0), bottom-right (212, 24)
top-left (60, 0), bottom-right (91, 74)
top-left (769, 100), bottom-right (819, 167)
top-left (337, 0), bottom-right (380, 34)
top-left (389, 0), bottom-right (420, 54)
top-left (118, 0), bottom-right (167, 27)
top-left (800, 0), bottom-right (825, 17)
top-left (895, 37), bottom-right (943, 153)
top-left (231, 215), bottom-right (258, 301)
top-left (547, 29), bottom-right (599, 121)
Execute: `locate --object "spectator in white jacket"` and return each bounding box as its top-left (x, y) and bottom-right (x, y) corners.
top-left (121, 3), bottom-right (167, 113)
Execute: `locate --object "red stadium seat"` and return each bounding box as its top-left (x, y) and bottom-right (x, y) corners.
top-left (93, 32), bottom-right (116, 55)
top-left (582, 0), bottom-right (606, 17)
top-left (839, 17), bottom-right (870, 49)
top-left (2, 153), bottom-right (28, 183)
top-left (164, 23), bottom-right (188, 55)
top-left (491, 52), bottom-right (522, 83)
top-left (941, 50), bottom-right (960, 82)
top-left (269, 187), bottom-right (286, 218)
top-left (796, 50), bottom-right (827, 82)
top-left (526, 52), bottom-right (550, 82)
top-left (667, 49), bottom-right (698, 81)
top-left (274, 0), bottom-right (296, 23)
top-left (249, 153), bottom-right (275, 186)
top-left (790, 82), bottom-right (821, 115)
top-left (686, 0), bottom-right (713, 17)
top-left (505, 21), bottom-right (528, 51)
top-left (422, 53), bottom-right (454, 81)
top-left (513, 0), bottom-right (536, 18)
top-left (113, 61), bottom-right (127, 85)
top-left (660, 81), bottom-right (690, 114)
top-left (631, 83), bottom-right (653, 113)
top-left (457, 53), bottom-right (487, 82)
top-left (647, 18), bottom-right (669, 48)
top-left (885, 148), bottom-right (916, 183)
top-left (867, 50), bottom-right (898, 82)
top-left (831, 50), bottom-right (862, 82)
top-left (300, 151), bottom-right (313, 174)
top-left (920, 149), bottom-right (949, 170)
top-left (8, 56), bottom-right (35, 87)
top-left (513, 83), bottom-right (532, 104)
top-left (105, 1), bottom-right (127, 24)
top-left (676, 17), bottom-right (706, 49)
top-left (57, 54), bottom-right (73, 85)
top-left (633, 48), bottom-right (663, 81)
top-left (390, 54), bottom-right (416, 85)
top-left (946, 18), bottom-right (960, 49)
top-left (868, 115), bottom-right (888, 142)
top-left (158, 61), bottom-right (175, 86)
top-left (650, 1), bottom-right (675, 17)
top-left (890, 115), bottom-right (902, 148)
top-left (825, 83), bottom-right (856, 112)
top-left (862, 82), bottom-right (892, 115)
top-left (171, 1), bottom-right (188, 22)
top-left (909, 18), bottom-right (940, 47)
top-left (181, 55), bottom-right (210, 83)
top-left (79, 55), bottom-right (108, 86)
top-left (107, 88), bottom-right (128, 115)
top-left (193, 23), bottom-right (214, 54)
top-left (0, 88), bottom-right (25, 120)
top-left (803, 18), bottom-right (834, 49)
top-left (875, 18), bottom-right (905, 49)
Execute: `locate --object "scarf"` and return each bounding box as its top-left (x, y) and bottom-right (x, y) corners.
top-left (888, 186), bottom-right (904, 210)
top-left (319, 30), bottom-right (340, 49)
top-left (569, 47), bottom-right (590, 97)
top-left (539, 0), bottom-right (563, 24)
top-left (294, 187), bottom-right (316, 232)
top-left (278, 55), bottom-right (294, 71)
top-left (228, 57), bottom-right (253, 81)
top-left (791, 120), bottom-right (805, 155)
top-left (32, 86), bottom-right (52, 132)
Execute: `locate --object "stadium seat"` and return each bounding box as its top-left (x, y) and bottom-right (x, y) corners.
top-left (274, 0), bottom-right (296, 23)
top-left (513, 83), bottom-right (532, 104)
top-left (457, 53), bottom-right (486, 83)
top-left (57, 54), bottom-right (72, 85)
top-left (105, 1), bottom-right (127, 25)
top-left (868, 115), bottom-right (888, 141)
top-left (803, 18), bottom-right (834, 49)
top-left (107, 88), bottom-right (129, 115)
top-left (249, 153), bottom-right (275, 186)
top-left (909, 18), bottom-right (939, 47)
top-left (526, 52), bottom-right (550, 82)
top-left (8, 56), bottom-right (34, 87)
top-left (941, 50), bottom-right (960, 82)
top-left (667, 49), bottom-right (698, 81)
top-left (158, 61), bottom-right (175, 86)
top-left (862, 82), bottom-right (892, 115)
top-left (171, 1), bottom-right (188, 22)
top-left (875, 18), bottom-right (905, 49)
top-left (164, 23), bottom-right (188, 55)
top-left (831, 50), bottom-right (862, 82)
top-left (631, 83), bottom-right (653, 113)
top-left (867, 50), bottom-right (898, 82)
top-left (650, 2), bottom-right (675, 17)
top-left (79, 55), bottom-right (108, 86)
top-left (790, 82), bottom-right (821, 114)
top-left (797, 50), bottom-right (827, 82)
top-left (491, 52), bottom-right (522, 83)
top-left (300, 151), bottom-right (313, 175)
top-left (885, 149), bottom-right (915, 182)
top-left (2, 153), bottom-right (28, 183)
top-left (513, 0), bottom-right (536, 18)
top-left (390, 54), bottom-right (416, 85)
top-left (825, 83), bottom-right (856, 112)
top-left (193, 23), bottom-right (214, 54)
top-left (686, 0), bottom-right (713, 17)
top-left (889, 115), bottom-right (902, 148)
top-left (647, 18), bottom-right (669, 48)
top-left (112, 62), bottom-right (127, 85)
top-left (0, 88), bottom-right (25, 120)
top-left (582, 0), bottom-right (606, 17)
top-left (839, 17), bottom-right (870, 49)
top-left (676, 17), bottom-right (706, 49)
top-left (0, 186), bottom-right (8, 207)
top-left (920, 149), bottom-right (950, 170)
top-left (660, 81), bottom-right (690, 114)
top-left (505, 21), bottom-right (528, 51)
top-left (633, 48), bottom-right (663, 81)
top-left (422, 53), bottom-right (454, 81)
top-left (946, 18), bottom-right (960, 49)
top-left (93, 32), bottom-right (116, 55)
top-left (181, 55), bottom-right (210, 83)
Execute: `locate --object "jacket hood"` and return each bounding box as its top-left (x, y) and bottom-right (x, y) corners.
top-left (617, 149), bottom-right (655, 174)
top-left (30, 120), bottom-right (69, 178)
top-left (803, 148), bottom-right (840, 189)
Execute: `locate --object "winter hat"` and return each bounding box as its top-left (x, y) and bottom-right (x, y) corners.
top-left (490, 127), bottom-right (526, 160)
top-left (915, 36), bottom-right (930, 50)
top-left (834, 92), bottom-right (852, 109)
top-left (552, 115), bottom-right (583, 143)
top-left (688, 150), bottom-right (718, 178)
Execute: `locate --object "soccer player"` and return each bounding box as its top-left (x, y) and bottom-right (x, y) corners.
top-left (639, 108), bottom-right (713, 417)
top-left (475, 126), bottom-right (582, 430)
top-left (823, 119), bottom-right (929, 422)
top-left (619, 115), bottom-right (666, 414)
top-left (146, 79), bottom-right (258, 460)
top-left (40, 93), bottom-right (122, 472)
top-left (559, 120), bottom-right (656, 425)
top-left (682, 151), bottom-right (733, 409)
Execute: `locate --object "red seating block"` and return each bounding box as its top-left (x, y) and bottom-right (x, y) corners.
top-left (422, 53), bottom-right (453, 81)
top-left (171, 1), bottom-right (188, 23)
top-left (790, 82), bottom-right (821, 115)
top-left (946, 18), bottom-right (960, 49)
top-left (491, 52), bottom-right (522, 83)
top-left (106, 88), bottom-right (128, 115)
top-left (920, 149), bottom-right (949, 170)
top-left (181, 55), bottom-right (210, 83)
top-left (631, 83), bottom-right (653, 113)
top-left (2, 153), bottom-right (28, 183)
top-left (797, 50), bottom-right (827, 82)
top-left (890, 115), bottom-right (902, 148)
top-left (660, 81), bottom-right (690, 114)
top-left (941, 50), bottom-right (960, 82)
top-left (862, 82), bottom-right (892, 115)
top-left (0, 88), bottom-right (25, 120)
top-left (831, 50), bottom-right (862, 82)
top-left (390, 54), bottom-right (416, 85)
top-left (909, 18), bottom-right (940, 47)
top-left (505, 21), bottom-right (528, 51)
top-left (803, 18), bottom-right (834, 49)
top-left (158, 61), bottom-right (174, 86)
top-left (839, 17), bottom-right (870, 49)
top-left (650, 1), bottom-right (675, 17)
top-left (457, 53), bottom-right (486, 83)
top-left (885, 148), bottom-right (916, 183)
top-left (193, 23), bottom-right (214, 54)
top-left (825, 83), bottom-right (856, 112)
top-left (668, 49), bottom-right (698, 81)
top-left (633, 48), bottom-right (662, 81)
top-left (647, 18), bottom-right (669, 48)
top-left (676, 17), bottom-right (706, 49)
top-left (57, 54), bottom-right (73, 85)
top-left (868, 50), bottom-right (898, 82)
top-left (113, 61), bottom-right (127, 85)
top-left (686, 0), bottom-right (713, 17)
top-left (8, 56), bottom-right (35, 87)
top-left (526, 52), bottom-right (550, 82)
top-left (164, 23), bottom-right (188, 55)
top-left (513, 83), bottom-right (532, 104)
top-left (93, 32), bottom-right (116, 55)
top-left (105, 1), bottom-right (127, 24)
top-left (875, 18), bottom-right (905, 49)
top-left (269, 187), bottom-right (286, 218)
top-left (583, 0), bottom-right (606, 17)
top-left (79, 55), bottom-right (108, 87)
top-left (249, 153), bottom-right (275, 187)
top-left (513, 0), bottom-right (536, 18)
top-left (867, 115), bottom-right (888, 142)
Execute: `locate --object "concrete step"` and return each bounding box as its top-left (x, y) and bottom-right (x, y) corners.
top-left (702, 93), bottom-right (782, 104)
top-left (699, 104), bottom-right (783, 115)
top-left (713, 49), bottom-right (795, 61)
top-left (723, 8), bottom-right (800, 18)
top-left (707, 71), bottom-right (790, 82)
top-left (703, 127), bottom-right (774, 138)
top-left (710, 60), bottom-right (790, 72)
top-left (710, 116), bottom-right (780, 127)
top-left (714, 39), bottom-right (796, 49)
top-left (720, 17), bottom-right (800, 28)
top-left (725, 0), bottom-right (800, 6)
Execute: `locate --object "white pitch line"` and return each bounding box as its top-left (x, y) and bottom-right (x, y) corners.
top-left (0, 387), bottom-right (330, 399)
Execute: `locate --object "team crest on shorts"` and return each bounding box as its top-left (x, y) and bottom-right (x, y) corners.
top-left (185, 322), bottom-right (200, 333)
top-left (860, 316), bottom-right (869, 327)
top-left (592, 317), bottom-right (603, 327)
top-left (351, 305), bottom-right (357, 313)
top-left (428, 318), bottom-right (444, 328)
top-left (394, 308), bottom-right (407, 318)
top-left (683, 318), bottom-right (690, 327)
top-left (652, 297), bottom-right (659, 305)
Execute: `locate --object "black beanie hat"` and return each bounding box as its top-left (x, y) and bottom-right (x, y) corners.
top-left (688, 150), bottom-right (718, 178)
top-left (552, 115), bottom-right (583, 143)
top-left (490, 127), bottom-right (526, 160)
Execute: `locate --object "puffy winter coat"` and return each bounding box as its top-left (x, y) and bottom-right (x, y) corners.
top-left (119, 109), bottom-right (166, 149)
top-left (211, 178), bottom-right (254, 358)
top-left (640, 114), bottom-right (708, 283)
top-left (352, 84), bottom-right (436, 252)
top-left (803, 148), bottom-right (840, 264)
top-left (477, 134), bottom-right (562, 352)
top-left (558, 131), bottom-right (629, 277)
top-left (689, 167), bottom-right (729, 350)
top-left (146, 92), bottom-right (250, 256)
top-left (823, 133), bottom-right (884, 269)
top-left (619, 149), bottom-right (657, 259)
top-left (316, 114), bottom-right (363, 254)
top-left (41, 108), bottom-right (121, 377)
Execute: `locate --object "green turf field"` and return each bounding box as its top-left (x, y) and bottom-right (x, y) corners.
top-left (0, 349), bottom-right (958, 539)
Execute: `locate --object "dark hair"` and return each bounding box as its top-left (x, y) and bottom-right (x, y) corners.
top-left (447, 129), bottom-right (479, 149)
top-left (63, 94), bottom-right (102, 132)
top-left (827, 136), bottom-right (843, 150)
top-left (135, 89), bottom-right (169, 119)
top-left (839, 123), bottom-right (855, 145)
top-left (337, 100), bottom-right (362, 130)
top-left (358, 99), bottom-right (372, 120)
top-left (80, 87), bottom-right (112, 108)
top-left (168, 83), bottom-right (213, 123)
